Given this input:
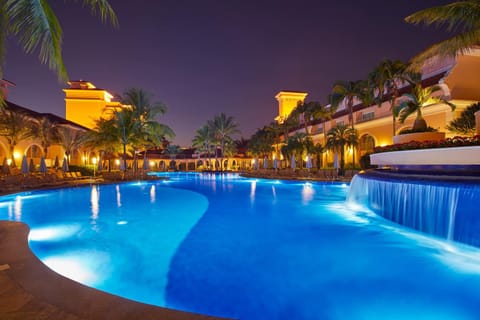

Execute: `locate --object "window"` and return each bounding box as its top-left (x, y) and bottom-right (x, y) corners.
top-left (362, 112), bottom-right (375, 121)
top-left (26, 145), bottom-right (41, 158)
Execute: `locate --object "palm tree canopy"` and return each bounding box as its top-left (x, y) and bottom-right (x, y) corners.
top-left (395, 84), bottom-right (456, 124)
top-left (405, 1), bottom-right (480, 64)
top-left (2, 0), bottom-right (117, 81)
top-left (55, 125), bottom-right (84, 157)
top-left (325, 124), bottom-right (358, 153)
top-left (209, 113), bottom-right (240, 140)
top-left (192, 125), bottom-right (213, 151)
top-left (31, 115), bottom-right (58, 154)
top-left (0, 109), bottom-right (34, 150)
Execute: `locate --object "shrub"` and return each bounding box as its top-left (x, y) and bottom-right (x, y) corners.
top-left (398, 126), bottom-right (438, 134)
top-left (373, 135), bottom-right (480, 153)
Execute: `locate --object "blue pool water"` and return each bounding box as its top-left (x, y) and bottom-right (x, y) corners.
top-left (1, 172), bottom-right (480, 319)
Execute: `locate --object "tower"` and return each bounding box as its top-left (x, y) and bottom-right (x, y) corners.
top-left (275, 91), bottom-right (308, 123)
top-left (64, 80), bottom-right (122, 129)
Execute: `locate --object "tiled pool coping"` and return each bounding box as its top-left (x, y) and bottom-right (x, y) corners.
top-left (0, 221), bottom-right (224, 320)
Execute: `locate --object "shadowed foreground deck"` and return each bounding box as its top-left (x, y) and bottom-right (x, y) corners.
top-left (0, 221), bottom-right (224, 320)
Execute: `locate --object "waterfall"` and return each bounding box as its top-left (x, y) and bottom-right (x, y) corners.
top-left (348, 172), bottom-right (480, 247)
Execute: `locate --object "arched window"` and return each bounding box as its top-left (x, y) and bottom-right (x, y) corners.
top-left (25, 145), bottom-right (42, 158)
top-left (359, 134), bottom-right (375, 155)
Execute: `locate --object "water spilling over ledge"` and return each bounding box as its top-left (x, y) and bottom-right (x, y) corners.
top-left (348, 170), bottom-right (480, 247)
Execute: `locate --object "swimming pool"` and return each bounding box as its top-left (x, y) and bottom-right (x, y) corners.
top-left (1, 172), bottom-right (480, 319)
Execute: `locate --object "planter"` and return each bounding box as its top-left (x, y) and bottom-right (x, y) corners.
top-left (393, 132), bottom-right (445, 144)
top-left (370, 146), bottom-right (480, 166)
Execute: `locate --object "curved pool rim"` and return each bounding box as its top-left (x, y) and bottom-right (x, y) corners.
top-left (0, 218), bottom-right (221, 319)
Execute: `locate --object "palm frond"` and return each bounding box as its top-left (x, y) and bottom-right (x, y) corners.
top-left (411, 29), bottom-right (480, 66)
top-left (7, 0), bottom-right (67, 80)
top-left (78, 0), bottom-right (119, 27)
top-left (405, 1), bottom-right (480, 32)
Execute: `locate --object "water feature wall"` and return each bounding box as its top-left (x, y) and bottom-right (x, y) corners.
top-left (348, 171), bottom-right (480, 247)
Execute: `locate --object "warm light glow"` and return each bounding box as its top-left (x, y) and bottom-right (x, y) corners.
top-left (149, 161), bottom-right (155, 167)
top-left (6, 159), bottom-right (11, 166)
top-left (92, 157), bottom-right (97, 165)
top-left (13, 152), bottom-right (20, 159)
top-left (115, 159), bottom-right (120, 165)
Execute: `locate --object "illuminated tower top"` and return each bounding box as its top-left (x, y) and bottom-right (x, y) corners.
top-left (64, 80), bottom-right (122, 129)
top-left (275, 90), bottom-right (308, 123)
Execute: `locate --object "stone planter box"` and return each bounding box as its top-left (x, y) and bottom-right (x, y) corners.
top-left (370, 146), bottom-right (480, 166)
top-left (393, 132), bottom-right (445, 144)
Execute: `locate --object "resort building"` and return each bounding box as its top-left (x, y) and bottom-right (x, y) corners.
top-left (275, 50), bottom-right (480, 168)
top-left (64, 80), bottom-right (122, 130)
top-left (0, 80), bottom-right (91, 168)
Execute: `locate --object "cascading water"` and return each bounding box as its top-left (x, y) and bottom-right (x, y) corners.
top-left (348, 171), bottom-right (480, 247)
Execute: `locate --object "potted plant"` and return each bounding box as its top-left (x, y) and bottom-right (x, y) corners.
top-left (393, 84), bottom-right (455, 144)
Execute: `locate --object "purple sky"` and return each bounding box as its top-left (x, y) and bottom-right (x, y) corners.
top-left (4, 0), bottom-right (453, 146)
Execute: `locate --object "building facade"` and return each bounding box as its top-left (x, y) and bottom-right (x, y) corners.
top-left (274, 50), bottom-right (480, 168)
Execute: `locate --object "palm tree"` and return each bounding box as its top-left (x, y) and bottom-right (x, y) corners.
top-left (405, 1), bottom-right (480, 65)
top-left (290, 101), bottom-right (333, 144)
top-left (56, 126), bottom-right (84, 164)
top-left (265, 121), bottom-right (283, 157)
top-left (369, 59), bottom-right (421, 135)
top-left (192, 124), bottom-right (214, 169)
top-left (83, 118), bottom-right (120, 171)
top-left (209, 113), bottom-right (240, 171)
top-left (0, 109), bottom-right (34, 165)
top-left (329, 80), bottom-right (365, 129)
top-left (31, 116), bottom-right (58, 158)
top-left (247, 126), bottom-right (274, 158)
top-left (1, 0), bottom-right (117, 84)
top-left (102, 88), bottom-right (174, 172)
top-left (325, 124), bottom-right (358, 175)
top-left (395, 84), bottom-right (456, 131)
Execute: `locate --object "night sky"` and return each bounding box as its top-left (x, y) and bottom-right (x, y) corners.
top-left (4, 0), bottom-right (454, 146)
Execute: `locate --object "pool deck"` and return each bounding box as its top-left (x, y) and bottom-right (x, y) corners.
top-left (0, 221), bottom-right (224, 320)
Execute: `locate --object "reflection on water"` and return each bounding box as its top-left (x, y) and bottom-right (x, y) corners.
top-left (115, 184), bottom-right (121, 207)
top-left (301, 182), bottom-right (314, 204)
top-left (250, 180), bottom-right (257, 204)
top-left (14, 196), bottom-right (22, 221)
top-left (150, 185), bottom-right (156, 203)
top-left (90, 185), bottom-right (99, 220)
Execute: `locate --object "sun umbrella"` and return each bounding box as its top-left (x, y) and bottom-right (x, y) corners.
top-left (119, 159), bottom-right (125, 171)
top-left (254, 157), bottom-right (259, 170)
top-left (39, 157), bottom-right (47, 173)
top-left (306, 154), bottom-right (312, 169)
top-left (2, 158), bottom-right (10, 174)
top-left (62, 157), bottom-right (69, 172)
top-left (21, 155), bottom-right (29, 174)
top-left (29, 158), bottom-right (35, 172)
top-left (54, 155), bottom-right (60, 168)
top-left (291, 154), bottom-right (296, 170)
top-left (263, 156), bottom-right (268, 169)
top-left (273, 158), bottom-right (278, 170)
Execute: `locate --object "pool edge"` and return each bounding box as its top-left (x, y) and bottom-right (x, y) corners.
top-left (0, 220), bottom-right (225, 320)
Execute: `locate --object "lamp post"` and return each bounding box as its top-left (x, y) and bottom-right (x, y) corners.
top-left (92, 157), bottom-right (97, 177)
